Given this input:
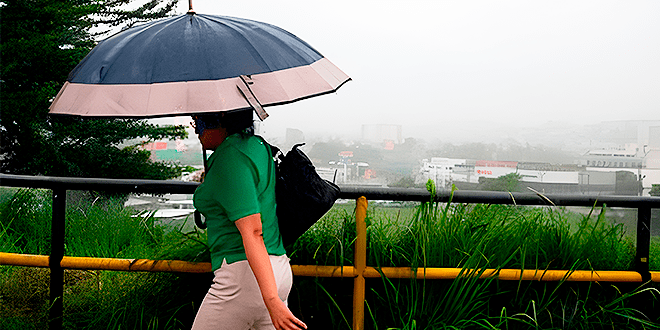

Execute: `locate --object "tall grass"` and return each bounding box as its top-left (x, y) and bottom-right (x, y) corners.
top-left (653, 236), bottom-right (660, 271)
top-left (0, 189), bottom-right (52, 254)
top-left (364, 202), bottom-right (634, 272)
top-left (288, 182), bottom-right (657, 329)
top-left (1, 187), bottom-right (658, 329)
top-left (0, 188), bottom-right (211, 329)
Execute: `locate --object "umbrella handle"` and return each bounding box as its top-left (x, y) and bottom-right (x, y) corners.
top-left (237, 75), bottom-right (269, 121)
top-left (187, 0), bottom-right (195, 14)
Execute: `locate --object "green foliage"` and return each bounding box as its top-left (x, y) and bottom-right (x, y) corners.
top-left (0, 0), bottom-right (186, 179)
top-left (650, 184), bottom-right (660, 197)
top-left (181, 165), bottom-right (200, 173)
top-left (59, 270), bottom-right (204, 330)
top-left (479, 172), bottom-right (522, 192)
top-left (1, 189), bottom-right (150, 257)
top-left (288, 208), bottom-right (356, 267)
top-left (358, 203), bottom-right (634, 271)
top-left (0, 189), bottom-right (53, 254)
top-left (615, 171), bottom-right (643, 195)
top-left (0, 188), bottom-right (209, 328)
top-left (652, 237), bottom-right (660, 272)
top-left (425, 178), bottom-right (436, 199)
top-left (0, 267), bottom-right (50, 329)
top-left (366, 198), bottom-right (506, 329)
top-left (289, 199), bottom-right (651, 329)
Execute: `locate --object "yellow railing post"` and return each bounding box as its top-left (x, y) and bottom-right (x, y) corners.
top-left (353, 196), bottom-right (368, 330)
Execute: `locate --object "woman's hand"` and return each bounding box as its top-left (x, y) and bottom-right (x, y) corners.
top-left (235, 214), bottom-right (307, 330)
top-left (264, 296), bottom-right (307, 330)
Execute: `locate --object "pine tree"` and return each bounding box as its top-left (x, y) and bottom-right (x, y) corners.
top-left (1, 0), bottom-right (190, 179)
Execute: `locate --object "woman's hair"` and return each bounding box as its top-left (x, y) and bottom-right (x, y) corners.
top-left (193, 110), bottom-right (254, 136)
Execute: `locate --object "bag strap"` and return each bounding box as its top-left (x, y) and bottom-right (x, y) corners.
top-left (258, 136), bottom-right (279, 187)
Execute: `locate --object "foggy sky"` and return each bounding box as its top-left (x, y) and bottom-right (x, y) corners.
top-left (159, 0), bottom-right (660, 143)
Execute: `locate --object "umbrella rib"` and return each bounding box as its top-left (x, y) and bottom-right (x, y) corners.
top-left (199, 15), bottom-right (280, 73)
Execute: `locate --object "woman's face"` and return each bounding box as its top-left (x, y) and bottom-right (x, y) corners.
top-left (198, 127), bottom-right (228, 150)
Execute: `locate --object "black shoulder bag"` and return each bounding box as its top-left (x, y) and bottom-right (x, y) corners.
top-left (265, 141), bottom-right (340, 247)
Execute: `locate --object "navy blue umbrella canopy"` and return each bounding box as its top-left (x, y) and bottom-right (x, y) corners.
top-left (50, 13), bottom-right (350, 119)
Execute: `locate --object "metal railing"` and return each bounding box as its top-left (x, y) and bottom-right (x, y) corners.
top-left (1, 173), bottom-right (659, 330)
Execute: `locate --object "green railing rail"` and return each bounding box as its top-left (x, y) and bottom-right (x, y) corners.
top-left (1, 173), bottom-right (659, 330)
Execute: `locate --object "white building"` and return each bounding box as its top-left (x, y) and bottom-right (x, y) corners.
top-left (473, 160), bottom-right (518, 179)
top-left (580, 125), bottom-right (660, 194)
top-left (417, 158), bottom-right (467, 188)
top-left (518, 170), bottom-right (579, 184)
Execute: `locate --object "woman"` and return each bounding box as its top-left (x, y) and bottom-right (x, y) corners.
top-left (191, 110), bottom-right (307, 330)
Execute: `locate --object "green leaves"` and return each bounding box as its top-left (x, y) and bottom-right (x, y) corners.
top-left (650, 184), bottom-right (660, 197)
top-left (479, 172), bottom-right (523, 192)
top-left (1, 0), bottom-right (186, 179)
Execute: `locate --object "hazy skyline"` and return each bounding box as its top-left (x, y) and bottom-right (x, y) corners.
top-left (155, 0), bottom-right (660, 143)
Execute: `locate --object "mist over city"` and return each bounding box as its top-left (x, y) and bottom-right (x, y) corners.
top-left (133, 1), bottom-right (660, 196)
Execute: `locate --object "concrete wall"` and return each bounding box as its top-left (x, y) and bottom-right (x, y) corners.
top-left (519, 170), bottom-right (579, 184)
top-left (579, 170), bottom-right (616, 185)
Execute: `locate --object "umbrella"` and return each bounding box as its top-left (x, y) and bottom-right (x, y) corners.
top-left (49, 10), bottom-right (350, 120)
top-left (48, 8), bottom-right (350, 230)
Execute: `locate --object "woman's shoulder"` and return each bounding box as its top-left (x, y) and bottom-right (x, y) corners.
top-left (226, 133), bottom-right (264, 147)
top-left (220, 134), bottom-right (267, 158)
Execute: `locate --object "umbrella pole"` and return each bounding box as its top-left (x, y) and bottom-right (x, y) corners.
top-left (202, 148), bottom-right (208, 173)
top-left (193, 147), bottom-right (208, 229)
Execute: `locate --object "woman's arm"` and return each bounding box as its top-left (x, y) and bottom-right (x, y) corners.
top-left (235, 214), bottom-right (307, 330)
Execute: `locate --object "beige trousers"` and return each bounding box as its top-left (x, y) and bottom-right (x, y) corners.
top-left (191, 255), bottom-right (292, 330)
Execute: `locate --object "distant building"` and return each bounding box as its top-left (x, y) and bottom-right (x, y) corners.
top-left (577, 125), bottom-right (660, 194)
top-left (578, 144), bottom-right (643, 169)
top-left (647, 126), bottom-right (660, 169)
top-left (416, 156), bottom-right (653, 195)
top-left (579, 121), bottom-right (660, 168)
top-left (474, 160), bottom-right (518, 179)
top-left (326, 150), bottom-right (373, 184)
top-left (417, 158), bottom-right (468, 188)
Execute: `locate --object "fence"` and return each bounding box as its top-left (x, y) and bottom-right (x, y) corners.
top-left (1, 173), bottom-right (659, 330)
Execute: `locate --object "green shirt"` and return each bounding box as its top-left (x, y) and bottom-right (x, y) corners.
top-left (193, 134), bottom-right (285, 270)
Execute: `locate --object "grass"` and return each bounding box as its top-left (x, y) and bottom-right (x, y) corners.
top-left (1, 187), bottom-right (659, 329)
top-left (0, 188), bottom-right (211, 329)
top-left (286, 182), bottom-right (658, 329)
